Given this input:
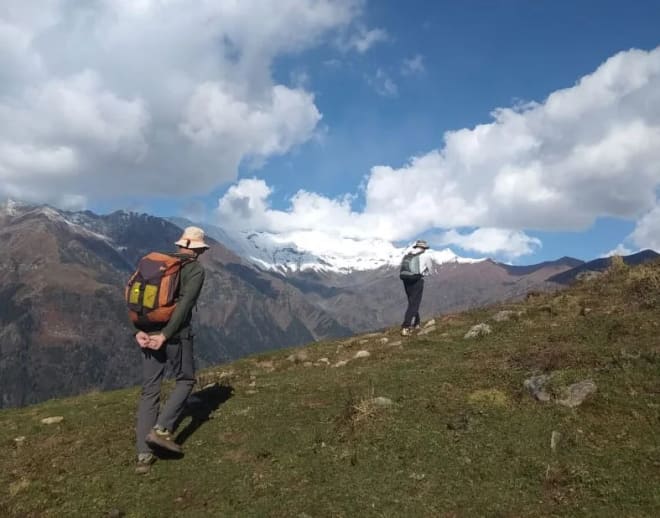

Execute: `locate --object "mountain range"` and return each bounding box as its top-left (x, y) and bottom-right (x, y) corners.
top-left (1, 199), bottom-right (657, 408)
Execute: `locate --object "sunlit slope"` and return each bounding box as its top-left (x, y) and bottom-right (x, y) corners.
top-left (2, 258), bottom-right (659, 517)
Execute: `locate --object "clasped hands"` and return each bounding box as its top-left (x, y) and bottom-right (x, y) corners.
top-left (135, 331), bottom-right (167, 350)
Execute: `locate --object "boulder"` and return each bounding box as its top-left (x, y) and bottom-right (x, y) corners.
top-left (492, 310), bottom-right (517, 322)
top-left (41, 416), bottom-right (64, 425)
top-left (523, 375), bottom-right (551, 402)
top-left (557, 380), bottom-right (597, 408)
top-left (464, 323), bottom-right (492, 339)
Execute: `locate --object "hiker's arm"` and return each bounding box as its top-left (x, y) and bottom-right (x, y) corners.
top-left (159, 266), bottom-right (205, 340)
top-left (421, 253), bottom-right (431, 276)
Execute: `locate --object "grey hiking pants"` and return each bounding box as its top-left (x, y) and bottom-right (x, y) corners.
top-left (136, 333), bottom-right (196, 454)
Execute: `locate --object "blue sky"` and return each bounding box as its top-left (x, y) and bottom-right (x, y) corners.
top-left (2, 1), bottom-right (660, 263)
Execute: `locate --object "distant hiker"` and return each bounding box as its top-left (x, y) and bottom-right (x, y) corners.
top-left (128, 226), bottom-right (208, 474)
top-left (399, 239), bottom-right (431, 336)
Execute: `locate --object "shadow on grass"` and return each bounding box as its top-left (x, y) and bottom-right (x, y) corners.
top-left (175, 383), bottom-right (234, 446)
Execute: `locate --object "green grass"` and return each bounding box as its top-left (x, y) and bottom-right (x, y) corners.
top-left (2, 262), bottom-right (660, 517)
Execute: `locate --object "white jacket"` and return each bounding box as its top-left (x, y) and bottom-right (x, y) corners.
top-left (402, 246), bottom-right (432, 276)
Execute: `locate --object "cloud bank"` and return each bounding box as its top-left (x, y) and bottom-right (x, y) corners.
top-left (0, 0), bottom-right (376, 208)
top-left (218, 47), bottom-right (660, 257)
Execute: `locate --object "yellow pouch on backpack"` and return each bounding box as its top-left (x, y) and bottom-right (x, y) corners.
top-left (142, 284), bottom-right (158, 309)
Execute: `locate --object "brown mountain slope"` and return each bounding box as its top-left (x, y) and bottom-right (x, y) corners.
top-left (0, 204), bottom-right (350, 408)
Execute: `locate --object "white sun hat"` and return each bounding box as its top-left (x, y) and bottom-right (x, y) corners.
top-left (174, 226), bottom-right (210, 250)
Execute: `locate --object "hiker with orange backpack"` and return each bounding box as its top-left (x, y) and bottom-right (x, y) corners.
top-left (127, 226), bottom-right (208, 474)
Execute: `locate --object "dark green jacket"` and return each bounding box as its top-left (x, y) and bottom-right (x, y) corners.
top-left (134, 252), bottom-right (205, 340)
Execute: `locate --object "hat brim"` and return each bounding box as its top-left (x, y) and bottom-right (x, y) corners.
top-left (174, 239), bottom-right (210, 250)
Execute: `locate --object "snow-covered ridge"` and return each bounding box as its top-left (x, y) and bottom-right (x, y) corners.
top-left (2, 202), bottom-right (486, 275)
top-left (207, 228), bottom-right (485, 274)
top-left (1, 200), bottom-right (117, 249)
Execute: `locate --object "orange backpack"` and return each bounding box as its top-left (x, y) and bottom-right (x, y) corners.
top-left (125, 252), bottom-right (190, 327)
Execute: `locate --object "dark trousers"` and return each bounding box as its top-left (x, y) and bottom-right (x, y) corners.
top-left (136, 334), bottom-right (196, 454)
top-left (402, 277), bottom-right (424, 328)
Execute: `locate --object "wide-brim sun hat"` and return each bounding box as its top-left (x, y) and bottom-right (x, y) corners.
top-left (414, 239), bottom-right (429, 249)
top-left (175, 226), bottom-right (210, 250)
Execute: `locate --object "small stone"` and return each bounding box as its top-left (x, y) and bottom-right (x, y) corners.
top-left (332, 360), bottom-right (349, 368)
top-left (378, 338), bottom-right (389, 345)
top-left (358, 339), bottom-right (369, 345)
top-left (255, 360), bottom-right (276, 372)
top-left (524, 375), bottom-right (552, 402)
top-left (354, 350), bottom-right (371, 359)
top-left (361, 332), bottom-right (382, 339)
top-left (318, 357), bottom-right (330, 365)
top-left (373, 397), bottom-right (393, 407)
top-left (41, 416), bottom-right (64, 425)
top-left (579, 307), bottom-right (593, 316)
top-left (464, 323), bottom-right (492, 339)
top-left (303, 362), bottom-right (313, 368)
top-left (418, 325), bottom-right (436, 336)
top-left (14, 436), bottom-right (26, 444)
top-left (390, 340), bottom-right (402, 346)
top-left (550, 431), bottom-right (561, 452)
top-left (557, 380), bottom-right (597, 408)
top-left (248, 381), bottom-right (256, 387)
top-left (424, 319), bottom-right (436, 328)
top-left (107, 509), bottom-right (125, 518)
top-left (287, 351), bottom-right (309, 363)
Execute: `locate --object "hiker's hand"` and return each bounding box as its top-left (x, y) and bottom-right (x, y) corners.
top-left (135, 331), bottom-right (151, 348)
top-left (147, 333), bottom-right (167, 350)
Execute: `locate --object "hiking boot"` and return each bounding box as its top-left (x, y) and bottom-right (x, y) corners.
top-left (401, 327), bottom-right (412, 337)
top-left (145, 427), bottom-right (182, 454)
top-left (135, 452), bottom-right (156, 474)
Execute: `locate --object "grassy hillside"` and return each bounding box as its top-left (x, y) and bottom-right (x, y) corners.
top-left (2, 258), bottom-right (660, 517)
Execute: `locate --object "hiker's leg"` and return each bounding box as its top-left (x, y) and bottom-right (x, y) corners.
top-left (158, 334), bottom-right (196, 433)
top-left (413, 279), bottom-right (424, 326)
top-left (402, 279), bottom-right (416, 327)
top-left (408, 279), bottom-right (424, 326)
top-left (136, 348), bottom-right (166, 454)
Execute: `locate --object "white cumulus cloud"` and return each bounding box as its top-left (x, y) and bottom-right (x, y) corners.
top-left (432, 228), bottom-right (541, 257)
top-left (217, 47), bottom-right (660, 258)
top-left (629, 205), bottom-right (660, 252)
top-left (0, 0), bottom-right (372, 206)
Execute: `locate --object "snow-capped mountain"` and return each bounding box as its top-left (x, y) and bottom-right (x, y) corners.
top-left (200, 225), bottom-right (485, 274)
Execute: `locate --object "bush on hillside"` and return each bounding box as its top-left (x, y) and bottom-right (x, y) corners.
top-left (625, 260), bottom-right (660, 308)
